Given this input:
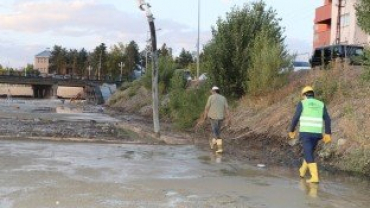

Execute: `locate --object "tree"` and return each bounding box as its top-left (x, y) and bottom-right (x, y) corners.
top-left (247, 30), bottom-right (288, 95)
top-left (356, 0), bottom-right (370, 34)
top-left (176, 48), bottom-right (193, 68)
top-left (203, 1), bottom-right (287, 97)
top-left (90, 43), bottom-right (108, 80)
top-left (66, 49), bottom-right (78, 75)
top-left (159, 43), bottom-right (172, 57)
top-left (158, 50), bottom-right (176, 94)
top-left (25, 64), bottom-right (34, 71)
top-left (77, 48), bottom-right (88, 76)
top-left (49, 45), bottom-right (68, 74)
top-left (108, 42), bottom-right (126, 80)
top-left (125, 41), bottom-right (140, 78)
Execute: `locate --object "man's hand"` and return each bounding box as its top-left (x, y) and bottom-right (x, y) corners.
top-left (225, 118), bottom-right (231, 127)
top-left (195, 112), bottom-right (206, 129)
top-left (196, 119), bottom-right (205, 128)
top-left (323, 134), bottom-right (332, 144)
top-left (288, 132), bottom-right (296, 139)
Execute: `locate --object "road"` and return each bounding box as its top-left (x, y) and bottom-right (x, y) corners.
top-left (0, 140), bottom-right (369, 208)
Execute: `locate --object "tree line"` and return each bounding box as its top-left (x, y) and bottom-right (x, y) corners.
top-left (49, 41), bottom-right (140, 80)
top-left (47, 40), bottom-right (196, 81)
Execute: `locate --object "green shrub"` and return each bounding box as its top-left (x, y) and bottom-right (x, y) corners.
top-left (127, 87), bottom-right (136, 98)
top-left (139, 55), bottom-right (176, 93)
top-left (168, 81), bottom-right (211, 130)
top-left (361, 49), bottom-right (370, 81)
top-left (313, 71), bottom-right (338, 103)
top-left (246, 30), bottom-right (289, 96)
top-left (159, 55), bottom-right (175, 94)
top-left (141, 67), bottom-right (152, 90)
top-left (170, 69), bottom-right (188, 91)
top-left (342, 147), bottom-right (370, 176)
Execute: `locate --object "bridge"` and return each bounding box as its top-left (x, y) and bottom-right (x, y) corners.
top-left (0, 75), bottom-right (122, 102)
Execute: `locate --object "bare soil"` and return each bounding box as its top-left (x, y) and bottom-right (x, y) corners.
top-left (107, 66), bottom-right (370, 177)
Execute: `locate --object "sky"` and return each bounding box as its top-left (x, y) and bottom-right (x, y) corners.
top-left (0, 0), bottom-right (322, 68)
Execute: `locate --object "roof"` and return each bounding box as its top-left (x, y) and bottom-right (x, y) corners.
top-left (35, 50), bottom-right (52, 57)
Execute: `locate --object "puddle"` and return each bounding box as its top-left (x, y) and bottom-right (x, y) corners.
top-left (55, 106), bottom-right (83, 114)
top-left (31, 107), bottom-right (56, 113)
top-left (0, 140), bottom-right (370, 208)
top-left (30, 106), bottom-right (83, 114)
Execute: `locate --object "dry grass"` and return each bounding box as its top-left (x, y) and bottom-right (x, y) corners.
top-left (108, 63), bottom-right (370, 175)
top-left (230, 64), bottom-right (370, 176)
top-left (108, 86), bottom-right (152, 116)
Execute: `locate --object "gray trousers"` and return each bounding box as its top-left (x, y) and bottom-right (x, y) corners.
top-left (210, 119), bottom-right (223, 138)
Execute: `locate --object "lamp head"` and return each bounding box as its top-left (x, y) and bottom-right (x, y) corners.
top-left (138, 0), bottom-right (146, 11)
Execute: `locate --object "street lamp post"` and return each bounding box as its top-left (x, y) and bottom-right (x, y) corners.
top-left (145, 30), bottom-right (150, 71)
top-left (137, 0), bottom-right (160, 137)
top-left (118, 62), bottom-right (124, 81)
top-left (88, 65), bottom-right (91, 80)
top-left (196, 0), bottom-right (200, 80)
top-left (99, 49), bottom-right (102, 80)
top-left (145, 28), bottom-right (161, 72)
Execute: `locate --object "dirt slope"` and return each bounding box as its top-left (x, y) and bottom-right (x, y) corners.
top-left (226, 67), bottom-right (370, 176)
top-left (108, 67), bottom-right (370, 176)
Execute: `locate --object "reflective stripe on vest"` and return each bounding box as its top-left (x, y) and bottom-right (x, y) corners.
top-left (299, 99), bottom-right (324, 134)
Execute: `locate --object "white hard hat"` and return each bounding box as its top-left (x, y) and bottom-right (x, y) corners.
top-left (212, 86), bottom-right (219, 91)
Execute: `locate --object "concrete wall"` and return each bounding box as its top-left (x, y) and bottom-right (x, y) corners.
top-left (0, 84), bottom-right (33, 96)
top-left (0, 84), bottom-right (83, 98)
top-left (57, 87), bottom-right (84, 98)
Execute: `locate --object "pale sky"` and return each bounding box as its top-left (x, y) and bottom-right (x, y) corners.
top-left (0, 0), bottom-right (322, 68)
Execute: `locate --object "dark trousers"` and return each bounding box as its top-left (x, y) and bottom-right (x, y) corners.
top-left (300, 132), bottom-right (323, 163)
top-left (210, 119), bottom-right (223, 138)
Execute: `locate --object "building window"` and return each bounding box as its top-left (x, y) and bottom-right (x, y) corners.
top-left (340, 13), bottom-right (350, 27)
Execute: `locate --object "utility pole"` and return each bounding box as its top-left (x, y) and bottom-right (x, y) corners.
top-left (118, 62), bottom-right (124, 81)
top-left (196, 0), bottom-right (200, 80)
top-left (335, 0), bottom-right (345, 44)
top-left (88, 65), bottom-right (91, 80)
top-left (146, 31), bottom-right (150, 70)
top-left (99, 49), bottom-right (102, 80)
top-left (137, 0), bottom-right (160, 137)
top-left (146, 28), bottom-right (161, 71)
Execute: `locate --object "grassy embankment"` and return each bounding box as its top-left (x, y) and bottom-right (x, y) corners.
top-left (108, 64), bottom-right (370, 176)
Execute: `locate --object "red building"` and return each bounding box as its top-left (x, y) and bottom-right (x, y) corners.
top-left (313, 0), bottom-right (332, 48)
top-left (313, 0), bottom-right (369, 49)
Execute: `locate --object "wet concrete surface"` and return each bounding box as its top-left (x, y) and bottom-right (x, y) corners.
top-left (0, 99), bottom-right (116, 123)
top-left (1, 140), bottom-right (369, 208)
top-left (0, 99), bottom-right (128, 142)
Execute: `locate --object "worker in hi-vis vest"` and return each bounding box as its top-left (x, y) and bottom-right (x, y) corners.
top-left (288, 86), bottom-right (332, 183)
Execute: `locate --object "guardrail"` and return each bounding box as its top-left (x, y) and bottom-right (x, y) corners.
top-left (0, 74), bottom-right (123, 87)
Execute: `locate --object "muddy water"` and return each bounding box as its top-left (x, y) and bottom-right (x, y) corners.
top-left (0, 140), bottom-right (369, 208)
top-left (0, 99), bottom-right (117, 123)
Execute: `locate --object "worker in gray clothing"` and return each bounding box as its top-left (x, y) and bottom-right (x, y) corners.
top-left (198, 86), bottom-right (230, 153)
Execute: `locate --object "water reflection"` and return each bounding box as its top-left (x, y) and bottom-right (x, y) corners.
top-left (299, 179), bottom-right (319, 198)
top-left (29, 106), bottom-right (83, 114)
top-left (55, 106), bottom-right (83, 114)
